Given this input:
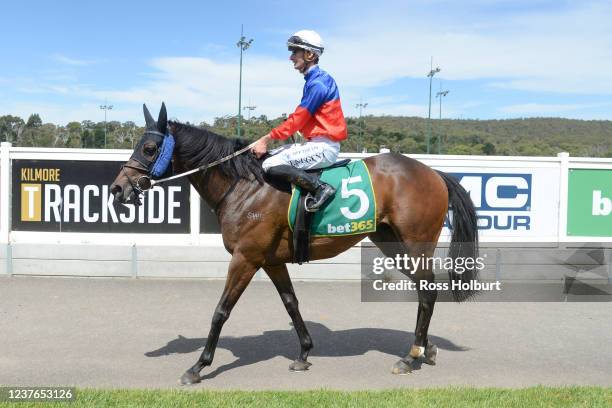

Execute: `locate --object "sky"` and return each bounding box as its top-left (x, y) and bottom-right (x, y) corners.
top-left (1, 0), bottom-right (611, 125)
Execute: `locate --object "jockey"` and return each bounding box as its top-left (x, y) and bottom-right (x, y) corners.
top-left (251, 30), bottom-right (347, 212)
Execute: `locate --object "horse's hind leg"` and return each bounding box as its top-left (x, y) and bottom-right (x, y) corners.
top-left (399, 242), bottom-right (439, 373)
top-left (369, 226), bottom-right (439, 374)
top-left (408, 255), bottom-right (438, 364)
top-left (180, 252), bottom-right (257, 385)
top-left (263, 264), bottom-right (313, 372)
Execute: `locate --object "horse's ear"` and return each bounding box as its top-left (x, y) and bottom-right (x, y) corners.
top-left (143, 104), bottom-right (156, 130)
top-left (157, 102), bottom-right (168, 134)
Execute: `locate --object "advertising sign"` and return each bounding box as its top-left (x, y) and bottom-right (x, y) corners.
top-left (435, 167), bottom-right (560, 239)
top-left (12, 160), bottom-right (190, 233)
top-left (200, 167), bottom-right (563, 239)
top-left (567, 169), bottom-right (612, 237)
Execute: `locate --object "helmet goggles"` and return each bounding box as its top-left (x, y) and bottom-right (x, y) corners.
top-left (287, 35), bottom-right (324, 55)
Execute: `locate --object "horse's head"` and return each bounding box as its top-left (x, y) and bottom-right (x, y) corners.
top-left (110, 103), bottom-right (172, 204)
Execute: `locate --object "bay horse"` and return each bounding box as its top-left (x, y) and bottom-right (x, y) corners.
top-left (110, 104), bottom-right (479, 385)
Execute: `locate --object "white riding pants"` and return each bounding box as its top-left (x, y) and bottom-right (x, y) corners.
top-left (261, 136), bottom-right (340, 171)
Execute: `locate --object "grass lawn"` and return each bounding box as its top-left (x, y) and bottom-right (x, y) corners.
top-left (0, 386), bottom-right (610, 407)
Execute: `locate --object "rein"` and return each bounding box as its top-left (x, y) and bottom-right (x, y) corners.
top-left (127, 127), bottom-right (259, 210)
top-left (148, 141), bottom-right (257, 188)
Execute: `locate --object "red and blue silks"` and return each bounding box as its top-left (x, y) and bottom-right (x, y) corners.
top-left (270, 66), bottom-right (347, 142)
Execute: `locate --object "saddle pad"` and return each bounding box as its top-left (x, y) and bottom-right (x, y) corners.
top-left (288, 160), bottom-right (377, 237)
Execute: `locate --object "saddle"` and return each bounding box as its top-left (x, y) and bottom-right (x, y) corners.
top-left (262, 158), bottom-right (351, 193)
top-left (263, 159), bottom-right (351, 264)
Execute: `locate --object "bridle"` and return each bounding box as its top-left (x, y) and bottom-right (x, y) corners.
top-left (121, 162), bottom-right (152, 202)
top-left (120, 130), bottom-right (166, 203)
top-left (122, 129), bottom-right (256, 206)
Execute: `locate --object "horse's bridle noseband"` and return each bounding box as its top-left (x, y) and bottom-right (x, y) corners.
top-left (121, 130), bottom-right (165, 204)
top-left (121, 162), bottom-right (152, 203)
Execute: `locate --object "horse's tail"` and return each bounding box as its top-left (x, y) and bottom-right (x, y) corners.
top-left (436, 171), bottom-right (480, 302)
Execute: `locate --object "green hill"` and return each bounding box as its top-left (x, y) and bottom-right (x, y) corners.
top-left (1, 113), bottom-right (611, 157)
top-left (341, 116), bottom-right (612, 157)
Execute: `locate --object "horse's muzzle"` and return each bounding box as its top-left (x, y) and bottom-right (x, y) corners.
top-left (110, 184), bottom-right (125, 204)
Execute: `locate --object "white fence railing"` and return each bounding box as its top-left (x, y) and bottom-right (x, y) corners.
top-left (3, 143), bottom-right (611, 244)
top-left (1, 142), bottom-right (611, 278)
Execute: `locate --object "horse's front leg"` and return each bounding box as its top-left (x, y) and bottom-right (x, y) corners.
top-left (180, 252), bottom-right (257, 385)
top-left (263, 264), bottom-right (313, 372)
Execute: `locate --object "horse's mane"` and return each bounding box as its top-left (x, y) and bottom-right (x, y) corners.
top-left (169, 121), bottom-right (264, 184)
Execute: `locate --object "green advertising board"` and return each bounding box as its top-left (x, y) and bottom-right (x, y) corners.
top-left (567, 169), bottom-right (612, 237)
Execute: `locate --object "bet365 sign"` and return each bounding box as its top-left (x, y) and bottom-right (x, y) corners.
top-left (567, 169), bottom-right (612, 237)
top-left (12, 160), bottom-right (191, 233)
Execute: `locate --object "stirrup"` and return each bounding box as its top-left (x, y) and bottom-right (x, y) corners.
top-left (304, 193), bottom-right (318, 212)
top-left (304, 185), bottom-right (335, 212)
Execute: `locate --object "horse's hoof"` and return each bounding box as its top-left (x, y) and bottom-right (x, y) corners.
top-left (179, 370), bottom-right (201, 385)
top-left (289, 359), bottom-right (312, 372)
top-left (391, 359), bottom-right (412, 375)
top-left (424, 343), bottom-right (438, 366)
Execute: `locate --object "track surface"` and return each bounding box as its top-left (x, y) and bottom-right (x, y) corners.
top-left (1, 276), bottom-right (610, 389)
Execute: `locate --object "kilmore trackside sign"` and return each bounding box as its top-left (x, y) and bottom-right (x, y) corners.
top-left (12, 159), bottom-right (190, 233)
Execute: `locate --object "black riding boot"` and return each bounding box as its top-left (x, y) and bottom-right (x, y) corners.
top-left (266, 165), bottom-right (336, 212)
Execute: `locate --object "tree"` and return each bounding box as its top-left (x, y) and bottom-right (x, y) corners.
top-left (81, 129), bottom-right (93, 148)
top-left (26, 114), bottom-right (42, 128)
top-left (483, 142), bottom-right (496, 155)
top-left (65, 122), bottom-right (82, 148)
top-left (0, 113), bottom-right (610, 156)
top-left (81, 120), bottom-right (95, 130)
top-left (0, 115), bottom-right (25, 143)
top-left (36, 124), bottom-right (57, 147)
top-left (93, 126), bottom-right (105, 148)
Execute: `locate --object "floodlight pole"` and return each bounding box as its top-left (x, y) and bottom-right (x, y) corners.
top-left (243, 104), bottom-right (256, 120)
top-left (436, 85), bottom-right (449, 154)
top-left (427, 58), bottom-right (440, 154)
top-left (355, 99), bottom-right (368, 137)
top-left (236, 24), bottom-right (253, 137)
top-left (99, 100), bottom-right (113, 148)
